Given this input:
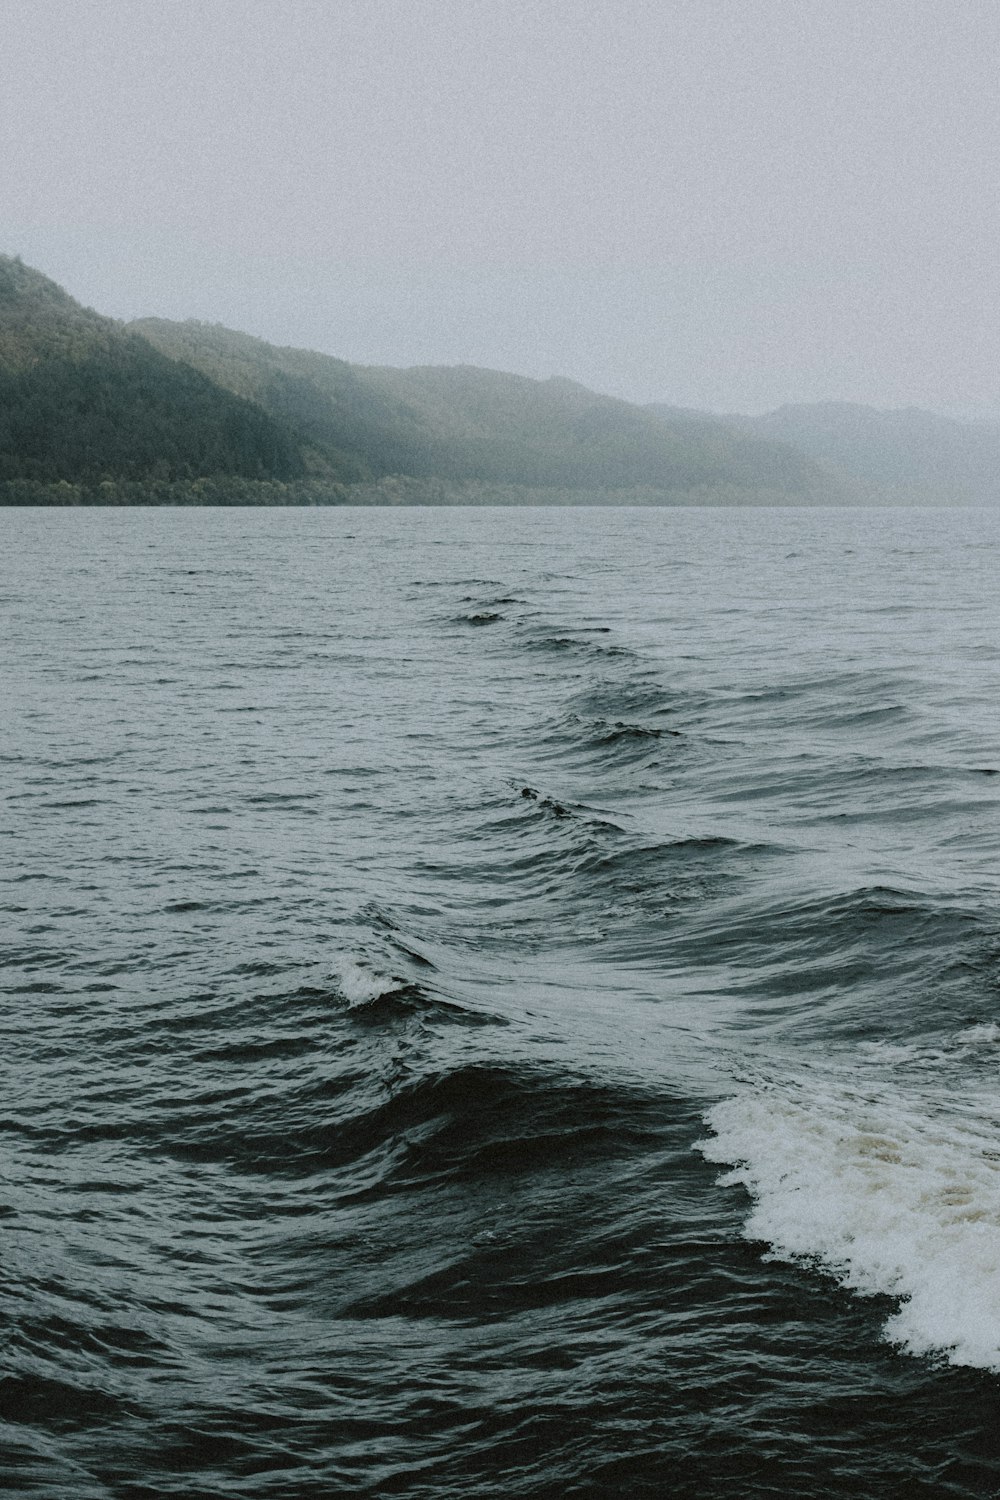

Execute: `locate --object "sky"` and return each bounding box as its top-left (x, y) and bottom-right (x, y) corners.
top-left (3, 0), bottom-right (1000, 416)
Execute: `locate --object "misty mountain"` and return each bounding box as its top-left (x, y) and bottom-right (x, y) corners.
top-left (129, 318), bottom-right (420, 483)
top-left (1, 254), bottom-right (932, 507)
top-left (0, 257), bottom-right (304, 488)
top-left (132, 318), bottom-right (844, 504)
top-left (737, 402), bottom-right (1000, 504)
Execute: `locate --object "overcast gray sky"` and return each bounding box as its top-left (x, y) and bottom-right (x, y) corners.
top-left (3, 0), bottom-right (1000, 414)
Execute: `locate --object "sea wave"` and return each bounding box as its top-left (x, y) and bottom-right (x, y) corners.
top-left (701, 1032), bottom-right (1000, 1371)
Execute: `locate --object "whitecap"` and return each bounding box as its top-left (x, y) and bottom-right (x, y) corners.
top-left (700, 1050), bottom-right (1000, 1371)
top-left (336, 960), bottom-right (400, 1007)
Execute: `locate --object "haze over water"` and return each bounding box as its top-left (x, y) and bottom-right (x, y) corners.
top-left (4, 504), bottom-right (1000, 1497)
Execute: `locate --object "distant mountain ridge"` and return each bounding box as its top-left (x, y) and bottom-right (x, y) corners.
top-left (0, 255), bottom-right (844, 504)
top-left (131, 317), bottom-right (841, 504)
top-left (1, 253), bottom-right (996, 505)
top-left (738, 401), bottom-right (1000, 505)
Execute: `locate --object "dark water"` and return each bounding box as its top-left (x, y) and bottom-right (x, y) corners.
top-left (4, 504), bottom-right (1000, 1499)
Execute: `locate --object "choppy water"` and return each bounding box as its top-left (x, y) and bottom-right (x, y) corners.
top-left (4, 503), bottom-right (1000, 1498)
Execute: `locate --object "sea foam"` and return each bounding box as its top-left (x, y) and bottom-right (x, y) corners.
top-left (701, 1044), bottom-right (1000, 1370)
top-left (336, 960), bottom-right (401, 1007)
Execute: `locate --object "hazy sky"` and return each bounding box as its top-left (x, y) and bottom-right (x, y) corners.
top-left (4, 0), bottom-right (1000, 414)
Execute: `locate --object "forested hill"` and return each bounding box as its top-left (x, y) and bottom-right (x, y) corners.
top-left (0, 254), bottom-right (847, 504)
top-left (0, 257), bottom-right (306, 493)
top-left (361, 363), bottom-right (837, 500)
top-left (132, 317), bottom-right (843, 504)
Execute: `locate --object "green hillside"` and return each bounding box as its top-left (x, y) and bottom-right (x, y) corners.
top-left (0, 254), bottom-right (854, 505)
top-left (133, 318), bottom-right (845, 504)
top-left (0, 257), bottom-right (305, 490)
top-left (128, 318), bottom-right (417, 482)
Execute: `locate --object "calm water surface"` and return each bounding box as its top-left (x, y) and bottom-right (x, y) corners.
top-left (4, 504), bottom-right (1000, 1498)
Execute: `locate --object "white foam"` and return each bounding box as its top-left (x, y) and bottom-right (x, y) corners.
top-left (956, 1021), bottom-right (1000, 1047)
top-left (700, 1052), bottom-right (1000, 1370)
top-left (336, 960), bottom-right (399, 1007)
